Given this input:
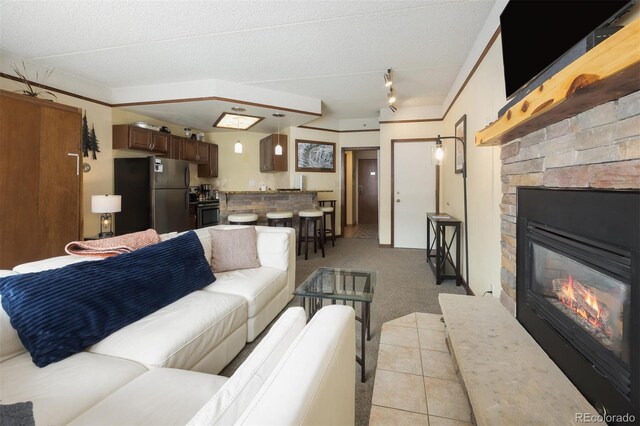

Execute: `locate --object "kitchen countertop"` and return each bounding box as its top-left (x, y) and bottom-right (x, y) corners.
top-left (220, 190), bottom-right (332, 194)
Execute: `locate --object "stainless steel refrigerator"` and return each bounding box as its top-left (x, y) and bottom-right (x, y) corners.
top-left (114, 157), bottom-right (190, 235)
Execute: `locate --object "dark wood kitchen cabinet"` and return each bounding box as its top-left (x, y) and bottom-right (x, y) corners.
top-left (0, 90), bottom-right (83, 268)
top-left (184, 139), bottom-right (209, 164)
top-left (198, 143), bottom-right (219, 177)
top-left (260, 134), bottom-right (287, 172)
top-left (169, 135), bottom-right (184, 160)
top-left (112, 125), bottom-right (169, 155)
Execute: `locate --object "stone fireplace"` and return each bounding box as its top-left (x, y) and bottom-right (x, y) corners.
top-left (499, 90), bottom-right (640, 419)
top-left (500, 90), bottom-right (640, 313)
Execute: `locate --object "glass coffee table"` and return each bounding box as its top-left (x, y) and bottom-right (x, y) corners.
top-left (294, 267), bottom-right (376, 382)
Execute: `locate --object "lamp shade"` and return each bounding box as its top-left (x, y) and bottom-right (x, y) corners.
top-left (91, 195), bottom-right (121, 213)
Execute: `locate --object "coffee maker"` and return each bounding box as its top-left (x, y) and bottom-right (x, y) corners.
top-left (200, 184), bottom-right (212, 200)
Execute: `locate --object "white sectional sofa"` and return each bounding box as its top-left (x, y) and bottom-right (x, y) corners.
top-left (0, 225), bottom-right (355, 424)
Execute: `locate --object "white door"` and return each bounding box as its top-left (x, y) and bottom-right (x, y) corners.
top-left (394, 142), bottom-right (437, 248)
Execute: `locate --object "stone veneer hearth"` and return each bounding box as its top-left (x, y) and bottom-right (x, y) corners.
top-left (499, 90), bottom-right (640, 314)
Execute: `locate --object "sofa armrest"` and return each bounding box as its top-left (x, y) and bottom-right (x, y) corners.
top-left (236, 305), bottom-right (356, 425)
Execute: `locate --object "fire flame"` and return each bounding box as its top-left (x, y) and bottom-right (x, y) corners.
top-left (559, 275), bottom-right (603, 329)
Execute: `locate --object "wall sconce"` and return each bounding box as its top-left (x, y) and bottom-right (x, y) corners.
top-left (434, 115), bottom-right (469, 288)
top-left (91, 195), bottom-right (121, 238)
top-left (384, 68), bottom-right (393, 87)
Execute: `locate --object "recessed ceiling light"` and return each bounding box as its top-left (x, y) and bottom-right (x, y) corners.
top-left (213, 111), bottom-right (264, 130)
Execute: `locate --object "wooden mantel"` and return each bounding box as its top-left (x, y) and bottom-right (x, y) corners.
top-left (476, 18), bottom-right (640, 146)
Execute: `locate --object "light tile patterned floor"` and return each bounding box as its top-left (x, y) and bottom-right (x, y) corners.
top-left (370, 313), bottom-right (473, 426)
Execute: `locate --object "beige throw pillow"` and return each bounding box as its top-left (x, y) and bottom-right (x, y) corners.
top-left (209, 227), bottom-right (261, 273)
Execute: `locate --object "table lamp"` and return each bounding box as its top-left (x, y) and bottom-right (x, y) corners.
top-left (91, 195), bottom-right (121, 238)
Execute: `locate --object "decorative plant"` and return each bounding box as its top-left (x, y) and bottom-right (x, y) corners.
top-left (89, 125), bottom-right (100, 160)
top-left (81, 112), bottom-right (100, 160)
top-left (10, 60), bottom-right (57, 100)
top-left (81, 113), bottom-right (90, 157)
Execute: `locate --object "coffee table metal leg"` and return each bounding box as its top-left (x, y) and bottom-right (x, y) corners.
top-left (361, 303), bottom-right (366, 383)
top-left (367, 302), bottom-right (371, 341)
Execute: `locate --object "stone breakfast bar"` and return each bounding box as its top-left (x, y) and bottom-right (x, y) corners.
top-left (219, 190), bottom-right (332, 226)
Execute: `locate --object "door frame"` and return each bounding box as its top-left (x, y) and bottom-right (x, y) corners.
top-left (340, 146), bottom-right (380, 238)
top-left (390, 138), bottom-right (438, 248)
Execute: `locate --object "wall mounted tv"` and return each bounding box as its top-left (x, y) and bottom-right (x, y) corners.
top-left (500, 0), bottom-right (635, 105)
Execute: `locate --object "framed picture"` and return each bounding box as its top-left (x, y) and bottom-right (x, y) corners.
top-left (455, 114), bottom-right (466, 174)
top-left (295, 140), bottom-right (336, 172)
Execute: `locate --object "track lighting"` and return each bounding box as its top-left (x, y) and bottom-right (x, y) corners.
top-left (384, 68), bottom-right (392, 87)
top-left (389, 105), bottom-right (397, 114)
top-left (387, 88), bottom-right (396, 104)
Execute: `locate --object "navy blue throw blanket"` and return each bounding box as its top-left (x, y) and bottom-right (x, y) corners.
top-left (0, 231), bottom-right (215, 367)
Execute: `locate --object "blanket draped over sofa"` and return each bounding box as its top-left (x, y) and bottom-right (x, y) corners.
top-left (0, 231), bottom-right (215, 367)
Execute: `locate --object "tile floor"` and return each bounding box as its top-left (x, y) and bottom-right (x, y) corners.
top-left (370, 313), bottom-right (473, 425)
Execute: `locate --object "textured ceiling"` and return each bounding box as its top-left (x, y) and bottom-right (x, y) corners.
top-left (0, 0), bottom-right (495, 122)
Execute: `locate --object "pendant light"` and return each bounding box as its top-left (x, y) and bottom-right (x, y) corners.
top-left (232, 107), bottom-right (245, 154)
top-left (273, 113), bottom-right (285, 156)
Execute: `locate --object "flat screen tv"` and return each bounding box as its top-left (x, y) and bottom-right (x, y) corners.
top-left (501, 0), bottom-right (635, 101)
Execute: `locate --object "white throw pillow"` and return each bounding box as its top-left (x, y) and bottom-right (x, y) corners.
top-left (187, 307), bottom-right (306, 425)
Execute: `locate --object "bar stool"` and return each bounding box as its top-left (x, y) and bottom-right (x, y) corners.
top-left (297, 210), bottom-right (325, 260)
top-left (318, 200), bottom-right (336, 247)
top-left (266, 211), bottom-right (293, 227)
top-left (228, 213), bottom-right (258, 225)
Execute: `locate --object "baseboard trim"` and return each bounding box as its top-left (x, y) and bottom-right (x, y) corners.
top-left (459, 277), bottom-right (474, 296)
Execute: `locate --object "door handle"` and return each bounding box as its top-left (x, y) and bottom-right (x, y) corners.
top-left (67, 153), bottom-right (79, 176)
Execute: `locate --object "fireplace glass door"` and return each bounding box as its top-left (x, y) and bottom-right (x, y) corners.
top-left (531, 243), bottom-right (630, 365)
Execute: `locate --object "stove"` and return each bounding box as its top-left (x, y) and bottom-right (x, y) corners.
top-left (195, 198), bottom-right (220, 228)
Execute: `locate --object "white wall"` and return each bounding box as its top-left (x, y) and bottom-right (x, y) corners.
top-left (440, 36), bottom-right (505, 296)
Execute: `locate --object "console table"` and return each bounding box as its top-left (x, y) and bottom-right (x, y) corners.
top-left (426, 213), bottom-right (462, 285)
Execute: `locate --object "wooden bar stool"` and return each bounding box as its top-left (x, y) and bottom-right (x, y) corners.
top-left (297, 210), bottom-right (325, 260)
top-left (318, 200), bottom-right (336, 247)
top-left (228, 213), bottom-right (258, 225)
top-left (266, 211), bottom-right (293, 227)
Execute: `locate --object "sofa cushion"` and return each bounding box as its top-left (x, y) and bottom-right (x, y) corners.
top-left (0, 352), bottom-right (146, 426)
top-left (12, 254), bottom-right (102, 274)
top-left (193, 227), bottom-right (214, 266)
top-left (0, 230), bottom-right (214, 367)
top-left (68, 368), bottom-right (228, 426)
top-left (256, 228), bottom-right (290, 271)
top-left (188, 307), bottom-right (307, 425)
top-left (209, 227), bottom-right (260, 273)
top-left (0, 270), bottom-right (25, 362)
top-left (87, 291), bottom-right (248, 370)
top-left (202, 267), bottom-right (287, 318)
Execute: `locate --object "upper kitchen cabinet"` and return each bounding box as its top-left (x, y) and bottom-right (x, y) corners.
top-left (197, 143), bottom-right (219, 178)
top-left (113, 125), bottom-right (169, 155)
top-left (260, 134), bottom-right (287, 172)
top-left (169, 135), bottom-right (184, 160)
top-left (0, 90), bottom-right (83, 268)
top-left (183, 139), bottom-right (209, 164)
